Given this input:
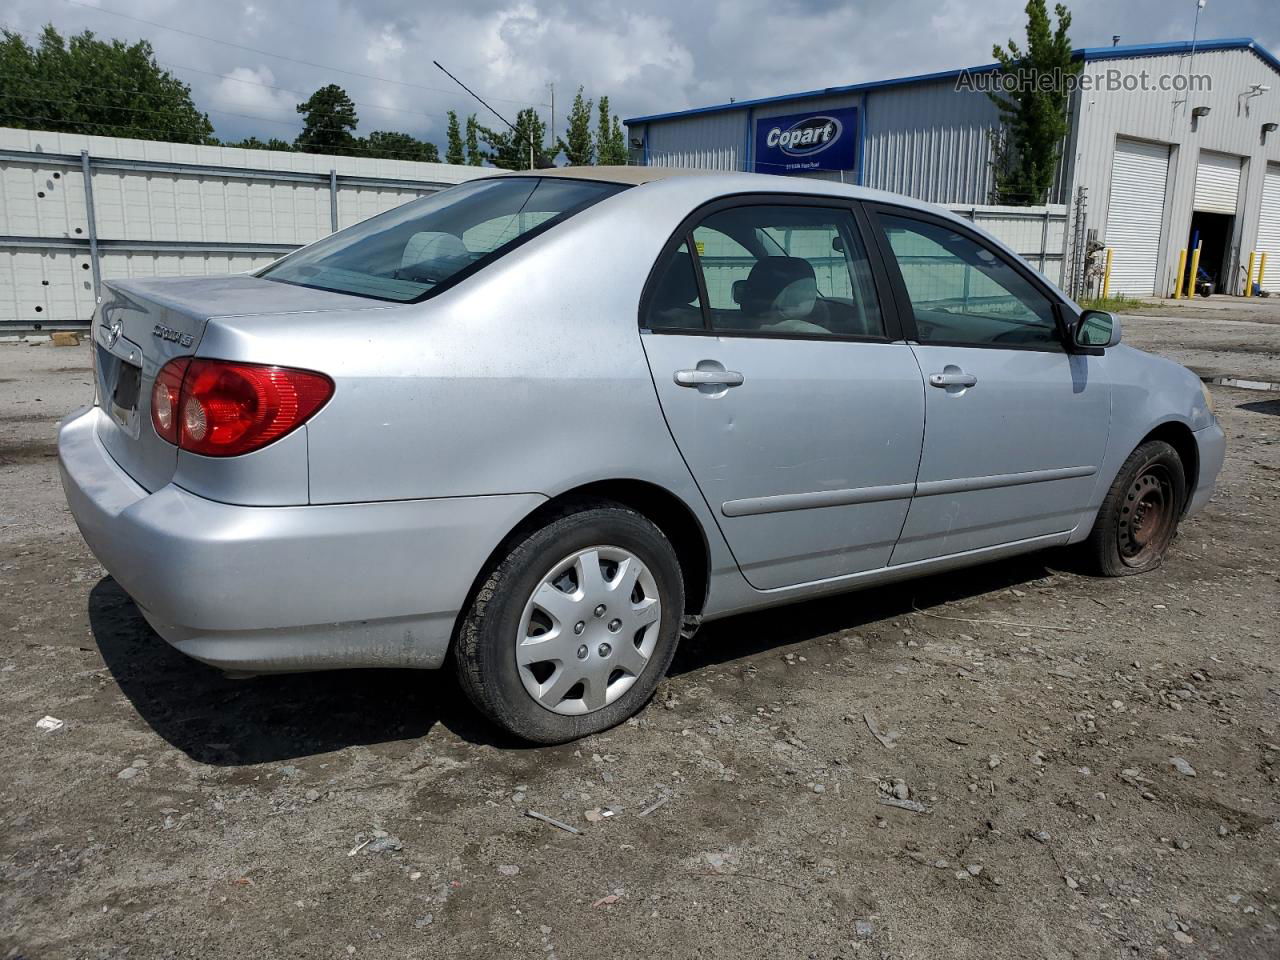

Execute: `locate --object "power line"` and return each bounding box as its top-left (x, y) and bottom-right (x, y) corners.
top-left (59, 0), bottom-right (545, 109)
top-left (157, 61), bottom-right (460, 126)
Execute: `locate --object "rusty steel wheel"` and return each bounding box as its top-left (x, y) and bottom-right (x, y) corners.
top-left (1084, 440), bottom-right (1187, 577)
top-left (1116, 464), bottom-right (1177, 567)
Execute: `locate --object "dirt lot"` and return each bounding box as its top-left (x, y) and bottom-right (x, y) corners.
top-left (1, 311), bottom-right (1277, 960)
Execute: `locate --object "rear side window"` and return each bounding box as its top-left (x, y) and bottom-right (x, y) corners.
top-left (644, 242), bottom-right (703, 330)
top-left (260, 177), bottom-right (625, 302)
top-left (644, 204), bottom-right (885, 339)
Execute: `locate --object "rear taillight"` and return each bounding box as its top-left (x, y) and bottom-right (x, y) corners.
top-left (150, 358), bottom-right (333, 457)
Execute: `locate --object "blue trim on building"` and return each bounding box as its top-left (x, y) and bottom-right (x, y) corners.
top-left (625, 37), bottom-right (1279, 127)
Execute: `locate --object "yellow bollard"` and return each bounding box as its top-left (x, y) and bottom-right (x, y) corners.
top-left (1245, 251), bottom-right (1256, 297)
top-left (1260, 252), bottom-right (1269, 294)
top-left (1174, 249), bottom-right (1187, 299)
top-left (1186, 244), bottom-right (1202, 298)
top-left (1101, 247), bottom-right (1114, 300)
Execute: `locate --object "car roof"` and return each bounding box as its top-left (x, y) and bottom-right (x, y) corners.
top-left (486, 165), bottom-right (945, 212)
top-left (490, 165), bottom-right (720, 186)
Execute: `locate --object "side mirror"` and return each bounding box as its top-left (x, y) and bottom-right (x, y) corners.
top-left (1073, 310), bottom-right (1121, 350)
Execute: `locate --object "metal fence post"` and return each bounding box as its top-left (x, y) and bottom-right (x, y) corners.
top-left (1039, 207), bottom-right (1050, 273)
top-left (329, 170), bottom-right (339, 233)
top-left (1059, 204), bottom-right (1070, 289)
top-left (80, 150), bottom-right (102, 301)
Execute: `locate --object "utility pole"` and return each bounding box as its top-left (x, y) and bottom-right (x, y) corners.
top-left (548, 82), bottom-right (555, 157)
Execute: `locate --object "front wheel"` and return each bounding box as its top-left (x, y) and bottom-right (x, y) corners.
top-left (454, 504), bottom-right (684, 744)
top-left (1083, 440), bottom-right (1187, 576)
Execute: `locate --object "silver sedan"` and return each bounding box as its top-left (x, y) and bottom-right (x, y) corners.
top-left (59, 168), bottom-right (1224, 743)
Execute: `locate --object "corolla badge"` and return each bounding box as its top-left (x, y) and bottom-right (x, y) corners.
top-left (105, 318), bottom-right (123, 348)
top-left (765, 115), bottom-right (842, 157)
top-left (152, 323), bottom-right (194, 347)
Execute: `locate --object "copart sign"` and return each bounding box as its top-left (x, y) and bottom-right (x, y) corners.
top-left (753, 106), bottom-right (858, 175)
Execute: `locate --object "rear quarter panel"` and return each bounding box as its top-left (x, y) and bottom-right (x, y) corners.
top-left (196, 181), bottom-right (744, 595)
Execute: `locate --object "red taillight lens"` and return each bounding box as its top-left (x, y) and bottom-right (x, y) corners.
top-left (150, 357), bottom-right (189, 445)
top-left (150, 358), bottom-right (333, 457)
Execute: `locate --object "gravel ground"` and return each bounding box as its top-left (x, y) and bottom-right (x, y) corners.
top-left (1, 312), bottom-right (1277, 960)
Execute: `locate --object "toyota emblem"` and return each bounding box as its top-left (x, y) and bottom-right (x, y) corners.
top-left (106, 318), bottom-right (122, 349)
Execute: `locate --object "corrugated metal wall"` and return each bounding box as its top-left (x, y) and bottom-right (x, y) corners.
top-left (635, 80), bottom-right (1002, 203)
top-left (1070, 48), bottom-right (1280, 295)
top-left (0, 127), bottom-right (489, 325)
top-left (643, 111), bottom-right (748, 171)
top-left (861, 80), bottom-right (999, 204)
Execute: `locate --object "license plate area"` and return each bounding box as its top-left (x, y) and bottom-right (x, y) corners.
top-left (97, 342), bottom-right (143, 437)
top-left (111, 360), bottom-right (141, 422)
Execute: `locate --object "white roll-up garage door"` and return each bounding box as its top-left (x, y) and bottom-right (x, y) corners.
top-left (1194, 151), bottom-right (1242, 214)
top-left (1105, 139), bottom-right (1170, 296)
top-left (1258, 163), bottom-right (1280, 292)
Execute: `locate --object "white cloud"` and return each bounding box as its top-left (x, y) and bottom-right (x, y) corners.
top-left (1, 0), bottom-right (1275, 145)
top-left (207, 66), bottom-right (297, 127)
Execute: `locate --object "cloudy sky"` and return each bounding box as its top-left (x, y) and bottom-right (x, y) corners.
top-left (3, 0), bottom-right (1278, 149)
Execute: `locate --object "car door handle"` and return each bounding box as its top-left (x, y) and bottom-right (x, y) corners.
top-left (928, 372), bottom-right (978, 388)
top-left (674, 369), bottom-right (745, 388)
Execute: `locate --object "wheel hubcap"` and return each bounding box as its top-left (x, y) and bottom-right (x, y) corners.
top-left (516, 546), bottom-right (662, 716)
top-left (1117, 465), bottom-right (1175, 566)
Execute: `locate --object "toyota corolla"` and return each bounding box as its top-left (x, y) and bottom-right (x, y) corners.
top-left (59, 168), bottom-right (1224, 743)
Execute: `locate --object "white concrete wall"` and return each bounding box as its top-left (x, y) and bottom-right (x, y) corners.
top-left (0, 128), bottom-right (490, 325)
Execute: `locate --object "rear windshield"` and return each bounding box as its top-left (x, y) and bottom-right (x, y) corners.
top-left (259, 177), bottom-right (626, 302)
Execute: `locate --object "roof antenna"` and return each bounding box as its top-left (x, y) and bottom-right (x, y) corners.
top-left (432, 61), bottom-right (554, 169)
top-left (1112, 35), bottom-right (1120, 46)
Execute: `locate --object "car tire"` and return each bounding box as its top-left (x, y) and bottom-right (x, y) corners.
top-left (1083, 440), bottom-right (1187, 577)
top-left (454, 502), bottom-right (685, 744)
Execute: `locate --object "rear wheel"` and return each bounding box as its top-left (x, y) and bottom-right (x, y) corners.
top-left (455, 504), bottom-right (684, 744)
top-left (1083, 440), bottom-right (1186, 576)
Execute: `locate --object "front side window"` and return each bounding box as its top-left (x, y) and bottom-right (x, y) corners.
top-left (260, 177), bottom-right (625, 302)
top-left (688, 205), bottom-right (884, 338)
top-left (878, 214), bottom-right (1060, 348)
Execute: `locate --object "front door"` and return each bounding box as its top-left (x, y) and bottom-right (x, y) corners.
top-left (639, 199), bottom-right (925, 590)
top-left (867, 206), bottom-right (1111, 564)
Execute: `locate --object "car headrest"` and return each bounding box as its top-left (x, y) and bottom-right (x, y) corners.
top-left (741, 256), bottom-right (818, 320)
top-left (401, 231), bottom-right (468, 268)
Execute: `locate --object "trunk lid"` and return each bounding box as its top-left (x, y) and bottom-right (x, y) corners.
top-left (92, 274), bottom-right (379, 491)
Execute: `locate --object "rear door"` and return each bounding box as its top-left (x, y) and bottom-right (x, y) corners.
top-left (639, 197), bottom-right (925, 590)
top-left (866, 204), bottom-right (1111, 564)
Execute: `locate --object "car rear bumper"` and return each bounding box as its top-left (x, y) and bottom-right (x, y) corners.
top-left (1187, 419), bottom-right (1226, 518)
top-left (58, 406), bottom-right (544, 673)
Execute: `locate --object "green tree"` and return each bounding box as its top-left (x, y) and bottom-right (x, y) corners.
top-left (295, 83), bottom-right (358, 154)
top-left (595, 95), bottom-right (628, 165)
top-left (478, 108), bottom-right (548, 170)
top-left (0, 25), bottom-right (213, 142)
top-left (445, 110), bottom-right (464, 164)
top-left (986, 0), bottom-right (1079, 204)
top-left (222, 136), bottom-right (294, 151)
top-left (361, 130), bottom-right (440, 162)
top-left (464, 114), bottom-right (483, 166)
top-left (558, 87), bottom-right (594, 165)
